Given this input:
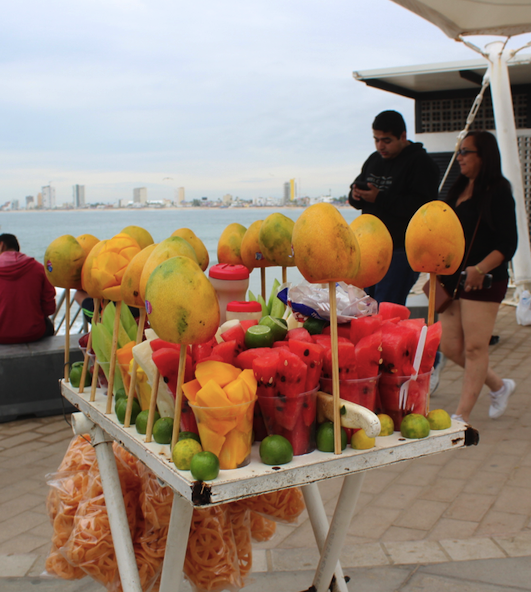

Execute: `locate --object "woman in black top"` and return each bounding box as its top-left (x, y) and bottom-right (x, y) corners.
top-left (439, 131), bottom-right (518, 423)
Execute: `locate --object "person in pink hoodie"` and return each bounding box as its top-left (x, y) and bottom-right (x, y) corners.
top-left (0, 234), bottom-right (56, 344)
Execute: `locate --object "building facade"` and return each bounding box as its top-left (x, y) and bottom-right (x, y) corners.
top-left (73, 185), bottom-right (85, 208)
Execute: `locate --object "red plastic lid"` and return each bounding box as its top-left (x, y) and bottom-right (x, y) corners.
top-left (226, 300), bottom-right (262, 313)
top-left (208, 263), bottom-right (250, 280)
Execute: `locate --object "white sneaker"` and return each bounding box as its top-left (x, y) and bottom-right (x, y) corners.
top-left (451, 414), bottom-right (464, 422)
top-left (489, 379), bottom-right (515, 419)
top-left (430, 352), bottom-right (447, 395)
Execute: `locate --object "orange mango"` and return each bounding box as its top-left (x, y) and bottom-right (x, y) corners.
top-left (240, 220), bottom-right (274, 270)
top-left (44, 235), bottom-right (87, 289)
top-left (81, 239), bottom-right (107, 298)
top-left (224, 377), bottom-right (249, 405)
top-left (171, 228), bottom-right (209, 271)
top-left (121, 226), bottom-right (154, 250)
top-left (258, 212), bottom-right (296, 267)
top-left (195, 360), bottom-right (242, 388)
top-left (219, 429), bottom-right (251, 469)
top-left (120, 244), bottom-right (157, 308)
top-left (76, 234), bottom-right (100, 257)
top-left (196, 379), bottom-right (233, 408)
top-left (197, 423), bottom-right (226, 457)
top-left (217, 222), bottom-right (247, 265)
top-left (182, 378), bottom-right (202, 404)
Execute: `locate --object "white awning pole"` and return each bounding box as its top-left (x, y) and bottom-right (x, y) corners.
top-left (486, 41), bottom-right (531, 296)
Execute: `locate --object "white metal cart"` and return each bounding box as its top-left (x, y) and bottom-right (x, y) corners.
top-left (61, 381), bottom-right (478, 592)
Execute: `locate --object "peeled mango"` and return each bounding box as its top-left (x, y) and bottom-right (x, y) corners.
top-left (90, 233), bottom-right (141, 301)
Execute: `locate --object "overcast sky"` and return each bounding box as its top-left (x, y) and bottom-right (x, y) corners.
top-left (1, 0), bottom-right (529, 205)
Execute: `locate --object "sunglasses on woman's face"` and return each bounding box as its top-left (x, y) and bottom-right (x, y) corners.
top-left (457, 149), bottom-right (478, 156)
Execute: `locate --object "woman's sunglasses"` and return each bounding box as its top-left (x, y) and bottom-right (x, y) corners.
top-left (457, 149), bottom-right (478, 156)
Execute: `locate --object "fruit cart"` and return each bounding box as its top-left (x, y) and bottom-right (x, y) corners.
top-left (61, 380), bottom-right (478, 592)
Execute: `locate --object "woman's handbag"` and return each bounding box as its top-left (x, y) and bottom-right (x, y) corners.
top-left (422, 277), bottom-right (454, 314)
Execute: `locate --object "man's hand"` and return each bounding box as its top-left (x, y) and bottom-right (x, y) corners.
top-left (351, 183), bottom-right (379, 203)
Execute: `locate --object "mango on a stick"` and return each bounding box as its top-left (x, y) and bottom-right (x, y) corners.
top-left (76, 234), bottom-right (100, 257)
top-left (171, 228), bottom-right (209, 271)
top-left (292, 203), bottom-right (360, 283)
top-left (258, 212), bottom-right (296, 267)
top-left (44, 235), bottom-right (87, 289)
top-left (121, 226), bottom-right (154, 250)
top-left (81, 240), bottom-right (107, 298)
top-left (405, 200), bottom-right (465, 275)
top-left (145, 256), bottom-right (220, 345)
top-left (217, 222), bottom-right (247, 265)
top-left (346, 214), bottom-right (393, 289)
top-left (240, 220), bottom-right (274, 271)
top-left (121, 244), bottom-right (157, 308)
top-left (139, 236), bottom-right (198, 300)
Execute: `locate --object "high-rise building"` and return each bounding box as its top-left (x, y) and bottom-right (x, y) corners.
top-left (37, 192), bottom-right (43, 208)
top-left (177, 187), bottom-right (185, 205)
top-left (25, 196), bottom-right (35, 209)
top-left (42, 185), bottom-right (55, 209)
top-left (133, 187), bottom-right (148, 205)
top-left (73, 185), bottom-right (85, 208)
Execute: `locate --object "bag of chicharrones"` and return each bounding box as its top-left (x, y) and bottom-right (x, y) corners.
top-left (44, 435), bottom-right (95, 581)
top-left (516, 290), bottom-right (531, 326)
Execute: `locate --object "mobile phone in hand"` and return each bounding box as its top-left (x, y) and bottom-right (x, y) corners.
top-left (355, 182), bottom-right (369, 191)
top-left (459, 271), bottom-right (493, 289)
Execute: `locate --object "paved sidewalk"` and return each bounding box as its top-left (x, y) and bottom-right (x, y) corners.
top-left (1, 302), bottom-right (531, 591)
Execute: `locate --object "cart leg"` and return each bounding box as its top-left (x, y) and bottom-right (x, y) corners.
top-left (302, 483), bottom-right (348, 592)
top-left (159, 490), bottom-right (194, 592)
top-left (312, 472), bottom-right (365, 592)
top-left (92, 425), bottom-right (143, 592)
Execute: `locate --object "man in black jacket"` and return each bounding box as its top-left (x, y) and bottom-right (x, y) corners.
top-left (349, 110), bottom-right (439, 304)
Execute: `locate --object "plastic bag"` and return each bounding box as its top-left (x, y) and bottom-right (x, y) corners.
top-left (516, 290), bottom-right (531, 326)
top-left (237, 488), bottom-right (306, 524)
top-left (278, 280), bottom-right (377, 323)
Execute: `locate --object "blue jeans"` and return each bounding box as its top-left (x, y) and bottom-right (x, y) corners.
top-left (365, 249), bottom-right (419, 305)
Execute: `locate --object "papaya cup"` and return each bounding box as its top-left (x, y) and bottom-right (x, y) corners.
top-left (257, 387), bottom-right (318, 456)
top-left (190, 398), bottom-right (256, 470)
top-left (378, 371), bottom-right (430, 430)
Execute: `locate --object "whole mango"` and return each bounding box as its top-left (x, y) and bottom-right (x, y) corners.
top-left (121, 226), bottom-right (154, 250)
top-left (217, 222), bottom-right (247, 265)
top-left (121, 244), bottom-right (157, 308)
top-left (44, 235), bottom-right (87, 290)
top-left (258, 212), bottom-right (295, 267)
top-left (145, 256), bottom-right (220, 344)
top-left (171, 228), bottom-right (209, 270)
top-left (240, 220), bottom-right (274, 270)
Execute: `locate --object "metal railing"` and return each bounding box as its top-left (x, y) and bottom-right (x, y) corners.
top-left (52, 291), bottom-right (89, 335)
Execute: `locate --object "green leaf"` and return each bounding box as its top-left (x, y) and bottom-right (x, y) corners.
top-left (248, 289), bottom-right (256, 302)
top-left (267, 278), bottom-right (281, 315)
top-left (256, 295), bottom-right (268, 318)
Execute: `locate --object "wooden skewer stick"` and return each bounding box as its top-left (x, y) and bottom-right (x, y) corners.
top-left (282, 266), bottom-right (287, 284)
top-left (89, 298), bottom-right (101, 403)
top-left (78, 330), bottom-right (92, 394)
top-left (124, 308), bottom-right (147, 428)
top-left (105, 300), bottom-right (122, 414)
top-left (145, 369), bottom-right (161, 443)
top-left (261, 267), bottom-right (266, 302)
top-left (171, 346), bottom-right (188, 451)
top-left (328, 282), bottom-right (342, 455)
top-left (64, 288), bottom-right (71, 382)
top-left (428, 272), bottom-right (436, 327)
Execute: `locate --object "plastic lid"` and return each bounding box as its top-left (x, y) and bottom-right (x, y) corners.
top-left (226, 300), bottom-right (262, 313)
top-left (208, 263), bottom-right (250, 280)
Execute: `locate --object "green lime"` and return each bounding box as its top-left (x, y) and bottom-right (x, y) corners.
top-left (259, 315), bottom-right (288, 342)
top-left (178, 431), bottom-right (201, 444)
top-left (115, 397), bottom-right (141, 425)
top-left (303, 317), bottom-right (329, 335)
top-left (172, 439), bottom-right (203, 470)
top-left (316, 421), bottom-right (347, 452)
top-left (427, 409), bottom-right (452, 430)
top-left (400, 414), bottom-right (430, 439)
top-left (244, 324), bottom-right (274, 349)
top-left (152, 417), bottom-right (174, 444)
top-left (135, 409), bottom-right (160, 435)
top-left (115, 387), bottom-right (127, 401)
top-left (69, 361), bottom-right (91, 388)
top-left (377, 413), bottom-right (395, 436)
top-left (190, 451), bottom-right (220, 481)
top-left (259, 435), bottom-right (293, 465)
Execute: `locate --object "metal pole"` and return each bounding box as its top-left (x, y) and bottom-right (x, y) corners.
top-left (486, 41), bottom-right (531, 296)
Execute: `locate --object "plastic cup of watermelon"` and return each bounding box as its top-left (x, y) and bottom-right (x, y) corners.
top-left (319, 376), bottom-right (379, 411)
top-left (378, 372), bottom-right (431, 430)
top-left (257, 387), bottom-right (318, 456)
top-left (190, 399), bottom-right (256, 470)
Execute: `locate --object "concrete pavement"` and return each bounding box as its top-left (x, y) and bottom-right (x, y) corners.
top-left (1, 299), bottom-right (531, 591)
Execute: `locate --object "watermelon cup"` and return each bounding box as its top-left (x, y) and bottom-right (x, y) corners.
top-left (189, 398), bottom-right (256, 470)
top-left (319, 376), bottom-right (379, 412)
top-left (378, 371), bottom-right (431, 430)
top-left (257, 387), bottom-right (319, 456)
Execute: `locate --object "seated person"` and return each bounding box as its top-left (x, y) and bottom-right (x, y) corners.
top-left (0, 233), bottom-right (56, 344)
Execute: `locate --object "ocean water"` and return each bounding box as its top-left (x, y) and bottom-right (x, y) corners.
top-left (0, 206), bottom-right (361, 333)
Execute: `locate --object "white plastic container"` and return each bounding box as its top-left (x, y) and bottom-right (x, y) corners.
top-left (225, 301), bottom-right (263, 323)
top-left (208, 264), bottom-right (250, 325)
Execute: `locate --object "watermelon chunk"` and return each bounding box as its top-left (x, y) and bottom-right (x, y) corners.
top-left (220, 323), bottom-right (246, 351)
top-left (322, 323), bottom-right (351, 340)
top-left (322, 341), bottom-right (357, 380)
top-left (312, 334), bottom-right (351, 347)
top-left (286, 327), bottom-right (313, 342)
top-left (355, 331), bottom-right (382, 379)
top-left (275, 350), bottom-right (307, 431)
top-left (288, 339), bottom-right (325, 391)
top-left (235, 347), bottom-right (277, 370)
top-left (420, 322), bottom-right (442, 374)
top-left (191, 337), bottom-right (216, 367)
top-left (380, 323), bottom-right (418, 376)
top-left (379, 302), bottom-right (411, 321)
top-left (208, 340), bottom-right (240, 365)
top-left (151, 347), bottom-right (194, 396)
top-left (378, 372), bottom-right (430, 429)
top-left (240, 319), bottom-right (259, 332)
top-left (350, 314), bottom-right (382, 345)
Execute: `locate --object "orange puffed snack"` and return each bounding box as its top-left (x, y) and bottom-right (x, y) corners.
top-left (238, 487), bottom-right (305, 523)
top-left (228, 503), bottom-right (252, 580)
top-left (249, 511), bottom-right (277, 542)
top-left (138, 463), bottom-right (174, 530)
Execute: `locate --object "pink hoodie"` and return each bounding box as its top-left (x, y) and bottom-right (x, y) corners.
top-left (0, 252), bottom-right (56, 344)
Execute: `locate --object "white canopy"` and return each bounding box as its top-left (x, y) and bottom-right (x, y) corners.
top-left (390, 0), bottom-right (531, 39)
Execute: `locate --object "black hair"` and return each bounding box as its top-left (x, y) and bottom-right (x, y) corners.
top-left (0, 234), bottom-right (20, 251)
top-left (372, 110), bottom-right (406, 138)
top-left (446, 130), bottom-right (511, 227)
